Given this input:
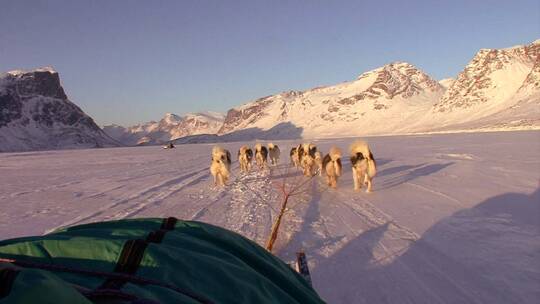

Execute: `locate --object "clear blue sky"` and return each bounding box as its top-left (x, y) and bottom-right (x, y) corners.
top-left (1, 0), bottom-right (539, 126)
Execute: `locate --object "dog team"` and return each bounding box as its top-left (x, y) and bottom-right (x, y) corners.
top-left (210, 140), bottom-right (377, 192)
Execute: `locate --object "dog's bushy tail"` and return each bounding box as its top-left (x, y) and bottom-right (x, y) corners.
top-left (329, 146), bottom-right (342, 177)
top-left (367, 152), bottom-right (376, 178)
top-left (329, 147), bottom-right (341, 161)
top-left (350, 140), bottom-right (376, 177)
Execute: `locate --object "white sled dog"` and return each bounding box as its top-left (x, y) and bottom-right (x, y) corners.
top-left (350, 141), bottom-right (377, 192)
top-left (268, 143), bottom-right (280, 166)
top-left (254, 143), bottom-right (268, 170)
top-left (298, 143), bottom-right (318, 177)
top-left (322, 147), bottom-right (342, 188)
top-left (238, 145), bottom-right (253, 173)
top-left (290, 146), bottom-right (300, 168)
top-left (210, 146), bottom-right (231, 187)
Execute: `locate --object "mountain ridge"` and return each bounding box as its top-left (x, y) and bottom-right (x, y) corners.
top-left (0, 68), bottom-right (119, 152)
top-left (103, 111), bottom-right (225, 145)
top-left (3, 39), bottom-right (538, 150)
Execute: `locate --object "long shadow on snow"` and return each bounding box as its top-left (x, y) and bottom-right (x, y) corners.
top-left (377, 162), bottom-right (454, 190)
top-left (276, 179), bottom-right (346, 263)
top-left (314, 188), bottom-right (540, 304)
top-left (377, 164), bottom-right (425, 177)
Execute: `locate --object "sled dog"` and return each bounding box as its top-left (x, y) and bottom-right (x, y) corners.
top-left (350, 141), bottom-right (377, 192)
top-left (322, 147), bottom-right (342, 188)
top-left (254, 143), bottom-right (268, 170)
top-left (211, 146), bottom-right (231, 187)
top-left (238, 145), bottom-right (253, 173)
top-left (268, 143), bottom-right (281, 166)
top-left (298, 143), bottom-right (318, 177)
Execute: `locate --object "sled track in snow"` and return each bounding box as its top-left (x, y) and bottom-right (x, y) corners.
top-left (227, 169), bottom-right (276, 245)
top-left (111, 170), bottom-right (210, 219)
top-left (309, 187), bottom-right (482, 303)
top-left (45, 167), bottom-right (210, 233)
top-left (188, 162), bottom-right (246, 221)
top-left (190, 165), bottom-right (277, 246)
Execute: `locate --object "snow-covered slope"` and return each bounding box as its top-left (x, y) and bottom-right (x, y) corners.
top-left (104, 111), bottom-right (225, 145)
top-left (214, 40), bottom-right (539, 139)
top-left (438, 78), bottom-right (455, 89)
top-left (1, 131), bottom-right (538, 303)
top-left (422, 39), bottom-right (540, 130)
top-left (0, 68), bottom-right (118, 152)
top-left (219, 62), bottom-right (445, 138)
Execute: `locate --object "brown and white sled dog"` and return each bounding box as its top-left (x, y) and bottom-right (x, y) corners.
top-left (237, 145), bottom-right (253, 173)
top-left (254, 143), bottom-right (268, 170)
top-left (298, 143), bottom-right (318, 177)
top-left (268, 143), bottom-right (280, 166)
top-left (210, 146), bottom-right (231, 187)
top-left (350, 141), bottom-right (377, 192)
top-left (290, 146), bottom-right (300, 168)
top-left (322, 147), bottom-right (342, 188)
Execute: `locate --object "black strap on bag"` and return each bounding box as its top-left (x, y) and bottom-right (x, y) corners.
top-left (99, 217), bottom-right (178, 290)
top-left (146, 217), bottom-right (177, 243)
top-left (0, 218), bottom-right (213, 303)
top-left (0, 257), bottom-right (212, 304)
top-left (0, 267), bottom-right (20, 299)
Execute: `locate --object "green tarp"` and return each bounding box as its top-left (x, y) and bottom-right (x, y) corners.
top-left (0, 218), bottom-right (325, 304)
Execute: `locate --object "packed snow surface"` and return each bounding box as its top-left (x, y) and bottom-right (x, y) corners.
top-left (1, 131), bottom-right (539, 304)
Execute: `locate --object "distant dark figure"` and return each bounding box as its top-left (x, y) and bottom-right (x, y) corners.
top-left (163, 142), bottom-right (175, 149)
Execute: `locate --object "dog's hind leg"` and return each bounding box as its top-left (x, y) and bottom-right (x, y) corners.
top-left (219, 173), bottom-right (225, 187)
top-left (365, 173), bottom-right (372, 193)
top-left (353, 167), bottom-right (360, 191)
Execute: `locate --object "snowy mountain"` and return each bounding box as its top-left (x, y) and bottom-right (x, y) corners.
top-left (5, 40), bottom-right (536, 151)
top-left (104, 111), bottom-right (225, 145)
top-left (218, 62), bottom-right (445, 138)
top-left (213, 40), bottom-right (540, 139)
top-left (439, 78), bottom-right (455, 89)
top-left (0, 68), bottom-right (118, 152)
top-left (422, 39), bottom-right (540, 131)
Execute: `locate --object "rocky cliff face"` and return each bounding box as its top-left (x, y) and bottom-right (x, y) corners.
top-left (0, 68), bottom-right (118, 152)
top-left (434, 40), bottom-right (539, 113)
top-left (413, 40), bottom-right (540, 131)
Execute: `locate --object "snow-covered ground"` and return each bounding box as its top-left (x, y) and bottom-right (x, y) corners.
top-left (1, 131), bottom-right (539, 303)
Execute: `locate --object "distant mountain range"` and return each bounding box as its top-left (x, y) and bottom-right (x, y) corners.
top-left (1, 39), bottom-right (538, 151)
top-left (102, 112), bottom-right (224, 146)
top-left (215, 39), bottom-right (539, 138)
